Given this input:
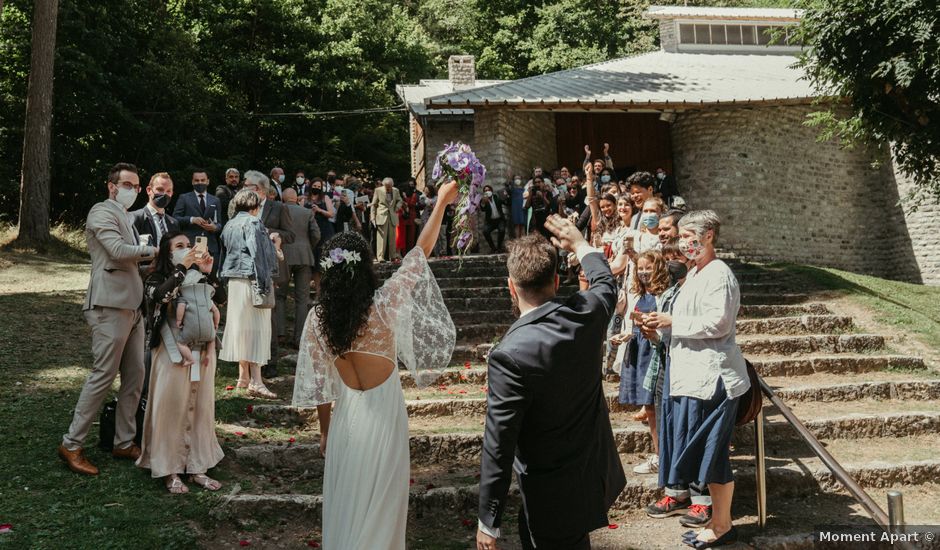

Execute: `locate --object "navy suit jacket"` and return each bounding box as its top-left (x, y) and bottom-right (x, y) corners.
top-left (172, 191), bottom-right (222, 256)
top-left (130, 207), bottom-right (179, 247)
top-left (478, 250), bottom-right (626, 540)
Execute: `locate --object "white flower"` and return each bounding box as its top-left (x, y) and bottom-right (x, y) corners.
top-left (321, 258), bottom-right (333, 270)
top-left (347, 251), bottom-right (362, 263)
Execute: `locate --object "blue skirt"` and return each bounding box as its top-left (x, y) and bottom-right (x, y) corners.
top-left (618, 294), bottom-right (656, 406)
top-left (660, 370), bottom-right (739, 486)
top-left (510, 188), bottom-right (526, 225)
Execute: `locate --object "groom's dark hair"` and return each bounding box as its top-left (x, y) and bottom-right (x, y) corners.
top-left (507, 234), bottom-right (558, 302)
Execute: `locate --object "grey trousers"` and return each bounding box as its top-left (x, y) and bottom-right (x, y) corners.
top-left (270, 256), bottom-right (290, 361)
top-left (275, 263), bottom-right (312, 348)
top-left (63, 307), bottom-right (146, 450)
top-left (375, 220), bottom-right (398, 262)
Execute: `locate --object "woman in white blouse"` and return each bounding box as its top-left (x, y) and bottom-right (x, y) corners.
top-left (645, 210), bottom-right (749, 549)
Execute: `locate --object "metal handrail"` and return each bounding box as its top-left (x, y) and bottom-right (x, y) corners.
top-left (753, 375), bottom-right (892, 529)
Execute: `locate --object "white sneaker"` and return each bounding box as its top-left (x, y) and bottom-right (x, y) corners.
top-left (633, 454), bottom-right (659, 474)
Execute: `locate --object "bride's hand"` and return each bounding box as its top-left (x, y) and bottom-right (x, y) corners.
top-left (438, 179), bottom-right (459, 206)
top-left (319, 432), bottom-right (327, 458)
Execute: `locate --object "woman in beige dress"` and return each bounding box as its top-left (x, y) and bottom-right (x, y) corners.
top-left (137, 231), bottom-right (225, 494)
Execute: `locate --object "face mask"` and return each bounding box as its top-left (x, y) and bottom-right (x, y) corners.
top-left (600, 175), bottom-right (611, 184)
top-left (484, 191), bottom-right (493, 198)
top-left (115, 186), bottom-right (137, 209)
top-left (667, 260), bottom-right (688, 284)
top-left (637, 272), bottom-right (652, 285)
top-left (278, 174), bottom-right (285, 184)
top-left (296, 177), bottom-right (305, 185)
top-left (335, 186), bottom-right (344, 193)
top-left (641, 213), bottom-right (659, 228)
top-left (680, 237), bottom-right (706, 261)
top-left (172, 247), bottom-right (191, 266)
top-left (514, 178), bottom-right (522, 186)
top-left (193, 183), bottom-right (208, 193)
top-left (152, 193), bottom-right (170, 209)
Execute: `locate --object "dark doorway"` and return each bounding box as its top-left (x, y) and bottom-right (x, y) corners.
top-left (555, 112), bottom-right (673, 177)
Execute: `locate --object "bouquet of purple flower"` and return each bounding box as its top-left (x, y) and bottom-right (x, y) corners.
top-left (431, 142), bottom-right (486, 258)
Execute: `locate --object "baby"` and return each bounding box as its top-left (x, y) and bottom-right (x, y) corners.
top-left (174, 268), bottom-right (220, 368)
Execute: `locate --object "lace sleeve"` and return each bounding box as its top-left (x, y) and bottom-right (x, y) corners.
top-left (292, 310), bottom-right (340, 406)
top-left (375, 247), bottom-right (456, 386)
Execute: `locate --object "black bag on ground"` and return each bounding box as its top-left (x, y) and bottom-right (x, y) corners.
top-left (97, 397), bottom-right (147, 451)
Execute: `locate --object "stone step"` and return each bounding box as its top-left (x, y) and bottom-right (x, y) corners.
top-left (735, 315), bottom-right (853, 335)
top-left (450, 310), bottom-right (517, 325)
top-left (740, 293), bottom-right (814, 305)
top-left (737, 334), bottom-right (886, 356)
top-left (738, 303), bottom-right (831, 318)
top-left (774, 379), bottom-right (940, 403)
top-left (217, 457), bottom-right (940, 519)
top-left (435, 276), bottom-right (509, 289)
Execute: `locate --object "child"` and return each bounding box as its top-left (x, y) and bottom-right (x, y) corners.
top-left (174, 267), bottom-right (220, 368)
top-left (616, 250), bottom-right (671, 475)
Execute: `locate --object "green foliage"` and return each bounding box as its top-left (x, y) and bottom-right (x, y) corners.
top-left (1, 0), bottom-right (794, 224)
top-left (797, 0), bottom-right (940, 207)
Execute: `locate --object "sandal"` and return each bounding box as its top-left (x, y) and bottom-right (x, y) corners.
top-left (633, 408), bottom-right (648, 422)
top-left (190, 474), bottom-right (222, 491)
top-left (236, 378), bottom-right (250, 389)
top-left (166, 475), bottom-right (189, 495)
top-left (247, 383), bottom-right (278, 399)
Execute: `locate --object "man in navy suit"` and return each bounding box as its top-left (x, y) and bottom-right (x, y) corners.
top-left (131, 172), bottom-right (180, 248)
top-left (477, 213), bottom-right (626, 550)
top-left (173, 169), bottom-right (222, 262)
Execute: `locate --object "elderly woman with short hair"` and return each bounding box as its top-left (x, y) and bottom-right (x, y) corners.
top-left (219, 176), bottom-right (283, 399)
top-left (645, 209), bottom-right (750, 548)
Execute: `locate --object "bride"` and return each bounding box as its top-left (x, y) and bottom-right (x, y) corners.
top-left (292, 180), bottom-right (459, 549)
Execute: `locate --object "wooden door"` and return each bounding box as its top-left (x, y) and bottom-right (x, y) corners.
top-left (554, 112), bottom-right (673, 177)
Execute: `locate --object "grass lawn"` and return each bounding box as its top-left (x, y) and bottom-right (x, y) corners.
top-left (782, 264), bottom-right (940, 355)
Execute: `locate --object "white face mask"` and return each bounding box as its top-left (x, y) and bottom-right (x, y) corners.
top-left (484, 191), bottom-right (493, 198)
top-left (172, 247), bottom-right (191, 266)
top-left (278, 174), bottom-right (285, 184)
top-left (296, 176), bottom-right (305, 185)
top-left (114, 186), bottom-right (137, 209)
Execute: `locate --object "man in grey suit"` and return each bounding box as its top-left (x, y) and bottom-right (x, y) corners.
top-left (279, 188), bottom-right (320, 348)
top-left (242, 172), bottom-right (295, 377)
top-left (370, 177), bottom-right (403, 262)
top-left (59, 163), bottom-right (157, 476)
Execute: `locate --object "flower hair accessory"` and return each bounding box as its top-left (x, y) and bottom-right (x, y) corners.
top-left (320, 247), bottom-right (361, 276)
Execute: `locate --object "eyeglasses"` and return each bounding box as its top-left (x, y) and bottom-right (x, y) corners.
top-left (118, 181), bottom-right (141, 192)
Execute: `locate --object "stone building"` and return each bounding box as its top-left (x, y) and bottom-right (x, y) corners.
top-left (399, 5), bottom-right (939, 284)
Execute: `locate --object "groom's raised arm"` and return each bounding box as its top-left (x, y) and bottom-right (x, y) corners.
top-left (478, 348), bottom-right (531, 535)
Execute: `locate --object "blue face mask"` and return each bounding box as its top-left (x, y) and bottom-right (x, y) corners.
top-left (600, 175), bottom-right (611, 184)
top-left (641, 213), bottom-right (659, 228)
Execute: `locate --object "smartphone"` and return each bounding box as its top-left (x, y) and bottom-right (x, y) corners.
top-left (624, 235), bottom-right (635, 252)
top-left (629, 310), bottom-right (644, 322)
top-left (194, 236), bottom-right (208, 255)
top-left (205, 204), bottom-right (217, 221)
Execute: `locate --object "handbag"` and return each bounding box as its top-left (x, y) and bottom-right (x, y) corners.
top-left (98, 397), bottom-right (146, 451)
top-left (735, 359), bottom-right (763, 426)
top-left (251, 278), bottom-right (275, 309)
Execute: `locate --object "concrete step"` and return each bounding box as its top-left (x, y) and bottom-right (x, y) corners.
top-left (738, 334), bottom-right (886, 356)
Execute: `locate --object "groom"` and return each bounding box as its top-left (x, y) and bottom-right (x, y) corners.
top-left (477, 214), bottom-right (626, 550)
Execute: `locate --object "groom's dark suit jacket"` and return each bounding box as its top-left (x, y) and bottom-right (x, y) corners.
top-left (479, 250), bottom-right (627, 540)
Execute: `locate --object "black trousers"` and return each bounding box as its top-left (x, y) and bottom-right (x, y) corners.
top-left (483, 217), bottom-right (506, 252)
top-left (518, 507), bottom-right (590, 550)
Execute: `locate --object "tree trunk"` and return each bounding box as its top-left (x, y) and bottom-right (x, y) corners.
top-left (15, 0), bottom-right (59, 249)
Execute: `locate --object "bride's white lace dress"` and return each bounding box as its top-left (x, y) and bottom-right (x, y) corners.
top-left (292, 247), bottom-right (456, 549)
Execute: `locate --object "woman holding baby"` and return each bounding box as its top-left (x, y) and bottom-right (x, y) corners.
top-left (136, 229), bottom-right (227, 494)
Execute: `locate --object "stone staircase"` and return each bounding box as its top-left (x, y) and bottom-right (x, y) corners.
top-left (211, 255), bottom-right (940, 549)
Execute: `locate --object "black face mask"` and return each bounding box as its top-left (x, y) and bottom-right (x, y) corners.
top-left (152, 193), bottom-right (170, 209)
top-left (193, 184), bottom-right (208, 193)
top-left (667, 260), bottom-right (688, 285)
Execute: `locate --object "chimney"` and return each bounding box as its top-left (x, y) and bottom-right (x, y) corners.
top-left (448, 55), bottom-right (476, 90)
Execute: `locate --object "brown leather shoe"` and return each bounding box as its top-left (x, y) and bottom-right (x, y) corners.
top-left (111, 444), bottom-right (142, 461)
top-left (58, 445), bottom-right (99, 476)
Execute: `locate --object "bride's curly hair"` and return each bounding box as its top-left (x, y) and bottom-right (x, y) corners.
top-left (315, 232), bottom-right (379, 356)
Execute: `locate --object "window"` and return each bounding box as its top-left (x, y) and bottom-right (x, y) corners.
top-left (741, 25), bottom-right (756, 45)
top-left (677, 21), bottom-right (799, 48)
top-left (710, 25), bottom-right (727, 45)
top-left (679, 24), bottom-right (695, 44)
top-left (726, 25), bottom-right (742, 45)
top-left (757, 25), bottom-right (773, 45)
top-left (694, 24), bottom-right (710, 44)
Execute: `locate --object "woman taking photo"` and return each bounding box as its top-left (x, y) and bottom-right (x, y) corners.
top-left (292, 180), bottom-right (459, 549)
top-left (645, 210), bottom-right (750, 548)
top-left (219, 179), bottom-right (283, 399)
top-left (136, 231), bottom-right (225, 494)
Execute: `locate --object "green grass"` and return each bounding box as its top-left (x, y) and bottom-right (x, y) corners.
top-left (783, 264), bottom-right (940, 353)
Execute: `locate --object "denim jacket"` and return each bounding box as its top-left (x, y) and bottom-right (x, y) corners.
top-left (219, 211), bottom-right (278, 295)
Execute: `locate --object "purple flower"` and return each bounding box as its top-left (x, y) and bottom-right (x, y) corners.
top-left (329, 248), bottom-right (345, 264)
top-left (457, 232), bottom-right (472, 249)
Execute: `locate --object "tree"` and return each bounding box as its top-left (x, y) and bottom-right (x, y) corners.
top-left (798, 0), bottom-right (940, 205)
top-left (14, 0), bottom-right (57, 248)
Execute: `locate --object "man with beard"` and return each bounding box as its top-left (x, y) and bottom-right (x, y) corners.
top-left (476, 216), bottom-right (626, 550)
top-left (216, 168), bottom-right (240, 225)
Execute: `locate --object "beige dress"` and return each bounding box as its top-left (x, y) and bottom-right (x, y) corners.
top-left (137, 342), bottom-right (224, 478)
top-left (219, 277), bottom-right (272, 365)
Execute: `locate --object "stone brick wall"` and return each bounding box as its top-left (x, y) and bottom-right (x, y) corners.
top-left (671, 104), bottom-right (926, 283)
top-left (472, 110), bottom-right (557, 181)
top-left (659, 20), bottom-right (678, 52)
top-left (448, 55), bottom-right (476, 90)
top-left (421, 117), bottom-right (475, 187)
top-left (892, 160), bottom-right (940, 285)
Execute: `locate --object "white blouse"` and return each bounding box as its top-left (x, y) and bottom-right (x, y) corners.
top-left (668, 259), bottom-right (750, 401)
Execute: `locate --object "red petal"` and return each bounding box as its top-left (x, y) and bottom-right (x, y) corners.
top-left (0, 524), bottom-right (11, 533)
top-left (225, 385), bottom-right (235, 391)
top-left (464, 362), bottom-right (471, 369)
top-left (461, 519), bottom-right (473, 527)
top-left (458, 390), bottom-right (466, 394)
top-left (459, 375), bottom-right (467, 381)
top-left (426, 483), bottom-right (435, 490)
top-left (307, 542), bottom-right (320, 548)
top-left (409, 478), bottom-right (415, 485)
top-left (246, 405), bottom-right (254, 414)
top-left (234, 431), bottom-right (245, 436)
top-left (288, 437), bottom-right (296, 443)
top-left (608, 523), bottom-right (619, 529)
top-left (239, 540), bottom-right (251, 546)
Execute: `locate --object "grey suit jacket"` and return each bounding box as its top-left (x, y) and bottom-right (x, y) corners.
top-left (370, 186), bottom-right (403, 226)
top-left (84, 199), bottom-right (157, 311)
top-left (282, 203), bottom-right (320, 267)
top-left (260, 199), bottom-right (296, 244)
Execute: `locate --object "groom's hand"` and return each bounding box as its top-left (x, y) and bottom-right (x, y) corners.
top-left (544, 214), bottom-right (587, 254)
top-left (476, 529), bottom-right (498, 550)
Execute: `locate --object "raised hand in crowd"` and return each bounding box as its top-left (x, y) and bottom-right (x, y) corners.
top-left (544, 213), bottom-right (587, 254)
